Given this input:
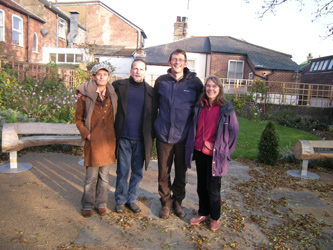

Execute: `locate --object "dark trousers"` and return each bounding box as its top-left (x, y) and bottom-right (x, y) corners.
top-left (194, 150), bottom-right (222, 220)
top-left (156, 139), bottom-right (187, 207)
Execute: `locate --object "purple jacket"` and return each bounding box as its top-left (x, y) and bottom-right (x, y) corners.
top-left (185, 101), bottom-right (239, 176)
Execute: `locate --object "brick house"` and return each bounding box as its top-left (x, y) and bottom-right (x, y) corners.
top-left (0, 0), bottom-right (87, 63)
top-left (0, 0), bottom-right (45, 62)
top-left (52, 0), bottom-right (147, 71)
top-left (1, 0), bottom-right (146, 71)
top-left (144, 36), bottom-right (300, 82)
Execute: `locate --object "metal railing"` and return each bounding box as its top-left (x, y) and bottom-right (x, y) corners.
top-left (1, 60), bottom-right (332, 108)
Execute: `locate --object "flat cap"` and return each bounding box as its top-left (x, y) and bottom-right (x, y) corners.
top-left (90, 63), bottom-right (112, 75)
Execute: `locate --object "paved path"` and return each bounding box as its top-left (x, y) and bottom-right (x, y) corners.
top-left (0, 152), bottom-right (331, 249)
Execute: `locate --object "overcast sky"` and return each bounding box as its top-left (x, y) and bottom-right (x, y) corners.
top-left (57, 0), bottom-right (333, 64)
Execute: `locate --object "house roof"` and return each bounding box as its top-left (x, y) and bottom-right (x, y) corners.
top-left (94, 45), bottom-right (136, 57)
top-left (301, 55), bottom-right (333, 85)
top-left (52, 0), bottom-right (146, 38)
top-left (0, 0), bottom-right (45, 23)
top-left (145, 36), bottom-right (300, 71)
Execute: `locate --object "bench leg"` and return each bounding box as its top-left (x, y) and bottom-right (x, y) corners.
top-left (9, 151), bottom-right (18, 169)
top-left (300, 160), bottom-right (309, 177)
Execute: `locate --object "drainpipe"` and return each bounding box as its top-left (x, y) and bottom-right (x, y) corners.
top-left (26, 16), bottom-right (29, 62)
top-left (56, 14), bottom-right (58, 48)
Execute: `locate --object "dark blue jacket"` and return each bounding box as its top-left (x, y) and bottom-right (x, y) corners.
top-left (154, 68), bottom-right (203, 144)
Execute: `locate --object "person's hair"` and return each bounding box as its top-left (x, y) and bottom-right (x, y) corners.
top-left (168, 49), bottom-right (187, 62)
top-left (198, 74), bottom-right (227, 107)
top-left (131, 58), bottom-right (147, 70)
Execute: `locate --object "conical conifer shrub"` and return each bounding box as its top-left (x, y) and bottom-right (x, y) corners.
top-left (257, 121), bottom-right (279, 165)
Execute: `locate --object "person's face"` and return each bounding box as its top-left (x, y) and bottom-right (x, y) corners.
top-left (168, 53), bottom-right (187, 75)
top-left (205, 79), bottom-right (220, 101)
top-left (93, 69), bottom-right (110, 86)
top-left (130, 61), bottom-right (146, 83)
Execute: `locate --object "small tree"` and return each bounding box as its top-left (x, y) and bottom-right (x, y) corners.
top-left (257, 121), bottom-right (279, 165)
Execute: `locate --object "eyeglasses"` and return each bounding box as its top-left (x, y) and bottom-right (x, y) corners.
top-left (170, 58), bottom-right (185, 63)
top-left (206, 84), bottom-right (218, 89)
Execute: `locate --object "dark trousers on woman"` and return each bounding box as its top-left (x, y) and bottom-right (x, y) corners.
top-left (194, 150), bottom-right (222, 220)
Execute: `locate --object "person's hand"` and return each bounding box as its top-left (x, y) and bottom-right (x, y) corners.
top-left (87, 134), bottom-right (91, 141)
top-left (77, 92), bottom-right (82, 98)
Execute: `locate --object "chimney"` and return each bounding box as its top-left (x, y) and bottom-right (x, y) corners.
top-left (67, 11), bottom-right (79, 48)
top-left (307, 53), bottom-right (313, 62)
top-left (173, 16), bottom-right (188, 41)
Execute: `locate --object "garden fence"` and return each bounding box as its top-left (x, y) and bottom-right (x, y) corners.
top-left (1, 60), bottom-right (332, 108)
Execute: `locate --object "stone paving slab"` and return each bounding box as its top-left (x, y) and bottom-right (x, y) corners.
top-left (270, 190), bottom-right (329, 208)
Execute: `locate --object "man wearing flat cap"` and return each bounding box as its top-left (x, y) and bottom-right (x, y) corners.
top-left (75, 63), bottom-right (118, 218)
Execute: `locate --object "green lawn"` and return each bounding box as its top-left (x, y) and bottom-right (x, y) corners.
top-left (232, 117), bottom-right (320, 160)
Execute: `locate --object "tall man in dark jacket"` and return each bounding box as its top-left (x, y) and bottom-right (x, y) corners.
top-left (154, 49), bottom-right (203, 219)
top-left (113, 59), bottom-right (156, 213)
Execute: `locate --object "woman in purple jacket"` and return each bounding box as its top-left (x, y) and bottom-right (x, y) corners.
top-left (185, 75), bottom-right (239, 231)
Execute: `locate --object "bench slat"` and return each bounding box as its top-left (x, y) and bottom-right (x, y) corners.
top-left (15, 123), bottom-right (80, 135)
top-left (294, 140), bottom-right (333, 160)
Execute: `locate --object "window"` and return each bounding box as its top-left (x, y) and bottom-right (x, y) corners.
top-left (32, 32), bottom-right (38, 52)
top-left (12, 15), bottom-right (23, 46)
top-left (58, 17), bottom-right (66, 39)
top-left (318, 60), bottom-right (324, 71)
top-left (0, 9), bottom-right (4, 42)
top-left (313, 61), bottom-right (320, 71)
top-left (49, 52), bottom-right (83, 64)
top-left (227, 60), bottom-right (244, 79)
top-left (322, 60), bottom-right (329, 71)
top-left (187, 59), bottom-right (196, 72)
top-left (328, 59), bottom-right (333, 70)
top-left (309, 62), bottom-right (315, 72)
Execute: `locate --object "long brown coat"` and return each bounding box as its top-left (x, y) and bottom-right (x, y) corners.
top-left (75, 80), bottom-right (117, 168)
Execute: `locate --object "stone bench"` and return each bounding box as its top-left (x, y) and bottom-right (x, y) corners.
top-left (287, 140), bottom-right (333, 179)
top-left (1, 123), bottom-right (83, 173)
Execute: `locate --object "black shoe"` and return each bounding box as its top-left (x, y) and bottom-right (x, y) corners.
top-left (173, 201), bottom-right (185, 218)
top-left (125, 203), bottom-right (141, 213)
top-left (116, 204), bottom-right (125, 213)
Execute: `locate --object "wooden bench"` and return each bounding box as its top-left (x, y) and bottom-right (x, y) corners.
top-left (288, 140), bottom-right (333, 179)
top-left (1, 123), bottom-right (83, 173)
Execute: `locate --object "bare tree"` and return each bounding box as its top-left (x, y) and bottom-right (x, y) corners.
top-left (246, 0), bottom-right (333, 39)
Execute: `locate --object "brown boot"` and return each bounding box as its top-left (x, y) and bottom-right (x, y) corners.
top-left (82, 209), bottom-right (92, 218)
top-left (159, 206), bottom-right (170, 219)
top-left (173, 201), bottom-right (185, 218)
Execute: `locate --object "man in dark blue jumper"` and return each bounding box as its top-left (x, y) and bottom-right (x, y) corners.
top-left (113, 59), bottom-right (156, 213)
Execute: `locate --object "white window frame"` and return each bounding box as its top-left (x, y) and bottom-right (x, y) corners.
top-left (0, 9), bottom-right (5, 42)
top-left (32, 32), bottom-right (38, 53)
top-left (227, 60), bottom-right (244, 80)
top-left (58, 17), bottom-right (66, 39)
top-left (186, 59), bottom-right (196, 73)
top-left (12, 14), bottom-right (23, 46)
top-left (49, 52), bottom-right (83, 64)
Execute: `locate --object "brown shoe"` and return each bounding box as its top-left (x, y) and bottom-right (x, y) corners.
top-left (82, 209), bottom-right (92, 218)
top-left (159, 206), bottom-right (170, 219)
top-left (96, 208), bottom-right (107, 216)
top-left (173, 201), bottom-right (185, 218)
top-left (190, 216), bottom-right (210, 225)
top-left (210, 218), bottom-right (221, 231)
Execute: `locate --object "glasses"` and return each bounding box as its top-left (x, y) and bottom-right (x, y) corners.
top-left (206, 84), bottom-right (218, 89)
top-left (170, 58), bottom-right (185, 63)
